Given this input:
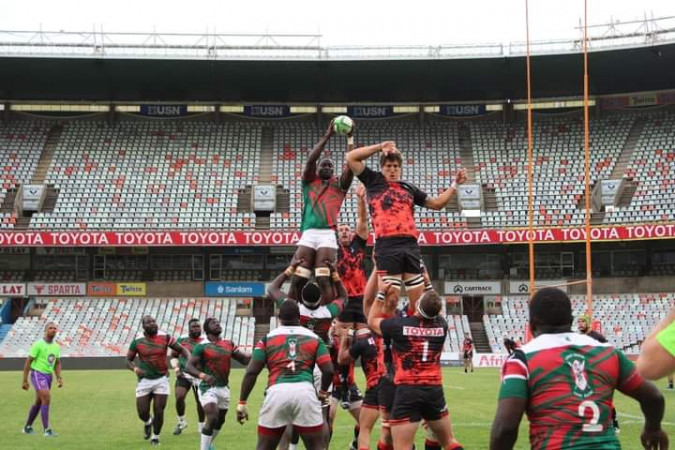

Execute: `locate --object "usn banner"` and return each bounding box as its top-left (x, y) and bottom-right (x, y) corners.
top-left (0, 224), bottom-right (673, 247)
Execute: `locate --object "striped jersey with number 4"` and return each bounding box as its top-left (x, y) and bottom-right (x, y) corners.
top-left (499, 332), bottom-right (643, 449)
top-left (252, 325), bottom-right (331, 388)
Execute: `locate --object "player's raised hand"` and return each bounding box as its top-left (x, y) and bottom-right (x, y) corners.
top-left (22, 379), bottom-right (29, 390)
top-left (347, 119), bottom-right (356, 137)
top-left (641, 427), bottom-right (669, 450)
top-left (355, 184), bottom-right (366, 199)
top-left (380, 141), bottom-right (398, 156)
top-left (454, 168), bottom-right (468, 185)
top-left (236, 402), bottom-right (249, 424)
top-left (325, 120), bottom-right (335, 138)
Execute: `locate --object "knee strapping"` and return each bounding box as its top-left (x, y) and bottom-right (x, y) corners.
top-left (315, 267), bottom-right (331, 278)
top-left (382, 276), bottom-right (402, 289)
top-left (294, 267), bottom-right (312, 279)
top-left (403, 274), bottom-right (425, 289)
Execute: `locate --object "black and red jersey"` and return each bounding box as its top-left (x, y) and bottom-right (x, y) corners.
top-left (357, 166), bottom-right (428, 240)
top-left (337, 235), bottom-right (368, 297)
top-left (349, 333), bottom-right (385, 389)
top-left (380, 315), bottom-right (447, 386)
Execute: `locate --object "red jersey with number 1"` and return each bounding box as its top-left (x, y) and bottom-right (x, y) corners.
top-left (379, 315), bottom-right (447, 386)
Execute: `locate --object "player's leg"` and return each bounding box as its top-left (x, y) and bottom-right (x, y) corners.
top-left (151, 394), bottom-right (168, 444)
top-left (373, 241), bottom-right (405, 310)
top-left (298, 427), bottom-right (328, 450)
top-left (347, 385), bottom-right (363, 448)
top-left (424, 417), bottom-right (463, 450)
top-left (173, 377), bottom-right (189, 434)
top-left (390, 421), bottom-right (419, 449)
top-left (421, 387), bottom-right (463, 450)
top-left (136, 394), bottom-right (153, 440)
top-left (463, 355), bottom-right (469, 374)
top-left (402, 243), bottom-right (425, 315)
top-left (209, 387), bottom-right (230, 446)
top-left (377, 377), bottom-right (396, 450)
top-left (328, 396), bottom-right (339, 441)
top-left (256, 427), bottom-right (286, 450)
top-left (469, 353), bottom-right (474, 373)
top-left (193, 384), bottom-right (206, 432)
top-left (36, 388), bottom-right (54, 434)
top-left (276, 425), bottom-right (293, 450)
top-left (315, 245), bottom-right (337, 304)
top-left (199, 401), bottom-right (218, 450)
top-left (23, 388), bottom-right (42, 434)
top-left (358, 403), bottom-right (379, 450)
top-left (289, 245), bottom-right (315, 300)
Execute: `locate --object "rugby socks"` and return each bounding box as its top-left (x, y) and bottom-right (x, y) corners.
top-left (211, 428), bottom-right (220, 444)
top-left (178, 415), bottom-right (186, 424)
top-left (288, 445), bottom-right (298, 450)
top-left (26, 404), bottom-right (40, 427)
top-left (425, 439), bottom-right (441, 450)
top-left (40, 405), bottom-right (50, 429)
top-left (146, 418), bottom-right (153, 425)
top-left (198, 422), bottom-right (204, 432)
top-left (377, 442), bottom-right (393, 450)
top-left (200, 428), bottom-right (213, 450)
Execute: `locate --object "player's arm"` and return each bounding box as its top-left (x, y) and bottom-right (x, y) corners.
top-left (302, 121), bottom-right (334, 182)
top-left (363, 266), bottom-right (378, 318)
top-left (316, 340), bottom-right (335, 395)
top-left (125, 347), bottom-right (145, 377)
top-left (233, 348), bottom-right (252, 366)
top-left (489, 397), bottom-right (527, 450)
top-left (636, 310), bottom-right (675, 380)
top-left (237, 357), bottom-right (265, 425)
top-left (338, 328), bottom-right (355, 366)
top-left (339, 125), bottom-right (356, 190)
top-left (346, 141), bottom-right (396, 175)
top-left (185, 352), bottom-right (216, 386)
top-left (367, 279), bottom-right (395, 336)
top-left (268, 256), bottom-right (305, 306)
top-left (169, 339), bottom-right (190, 361)
top-left (424, 168), bottom-right (467, 210)
top-left (54, 358), bottom-right (63, 388)
top-left (21, 356), bottom-right (34, 390)
top-left (625, 381), bottom-right (667, 445)
top-left (354, 184), bottom-right (369, 239)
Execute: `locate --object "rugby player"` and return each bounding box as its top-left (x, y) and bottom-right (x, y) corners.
top-left (126, 315), bottom-right (189, 446)
top-left (171, 318), bottom-right (206, 435)
top-left (491, 288), bottom-right (668, 450)
top-left (185, 317), bottom-right (251, 450)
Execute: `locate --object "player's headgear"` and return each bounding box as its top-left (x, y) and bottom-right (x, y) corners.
top-left (301, 282), bottom-right (322, 308)
top-left (529, 288), bottom-right (573, 327)
top-left (578, 314), bottom-right (591, 328)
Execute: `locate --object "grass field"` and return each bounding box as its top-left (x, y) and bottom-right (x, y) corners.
top-left (0, 368), bottom-right (673, 449)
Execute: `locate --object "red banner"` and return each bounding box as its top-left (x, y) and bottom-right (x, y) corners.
top-left (87, 282), bottom-right (117, 297)
top-left (0, 224), bottom-right (673, 247)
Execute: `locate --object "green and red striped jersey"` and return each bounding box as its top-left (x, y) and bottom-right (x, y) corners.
top-left (499, 332), bottom-right (643, 449)
top-left (129, 332), bottom-right (176, 380)
top-left (176, 335), bottom-right (205, 371)
top-left (252, 325), bottom-right (331, 388)
top-left (301, 175), bottom-right (346, 232)
top-left (192, 338), bottom-right (238, 387)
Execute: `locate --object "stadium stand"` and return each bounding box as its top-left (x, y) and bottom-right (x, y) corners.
top-left (484, 293), bottom-right (674, 353)
top-left (0, 298), bottom-right (256, 357)
top-left (603, 111), bottom-right (675, 224)
top-left (30, 121), bottom-right (261, 230)
top-left (0, 120), bottom-right (53, 229)
top-left (473, 115), bottom-right (634, 228)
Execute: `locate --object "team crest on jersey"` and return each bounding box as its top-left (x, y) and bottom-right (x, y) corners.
top-left (286, 338), bottom-right (298, 359)
top-left (565, 354), bottom-right (593, 398)
top-left (48, 354), bottom-right (55, 365)
top-left (306, 320), bottom-right (316, 330)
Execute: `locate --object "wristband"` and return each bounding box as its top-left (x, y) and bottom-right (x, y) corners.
top-left (347, 136), bottom-right (354, 146)
top-left (376, 291), bottom-right (386, 302)
top-left (450, 181), bottom-right (458, 190)
top-left (238, 400), bottom-right (247, 405)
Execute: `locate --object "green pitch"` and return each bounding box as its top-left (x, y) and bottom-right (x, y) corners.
top-left (0, 368), bottom-right (673, 449)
